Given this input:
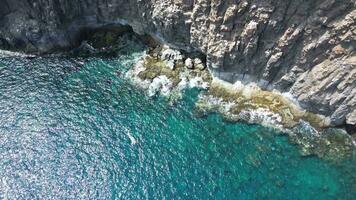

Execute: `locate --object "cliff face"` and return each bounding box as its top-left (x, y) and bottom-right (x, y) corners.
top-left (0, 0), bottom-right (355, 129)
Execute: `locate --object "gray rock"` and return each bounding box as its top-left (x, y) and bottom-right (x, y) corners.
top-left (0, 0), bottom-right (355, 129)
top-left (185, 58), bottom-right (194, 69)
top-left (347, 110), bottom-right (356, 126)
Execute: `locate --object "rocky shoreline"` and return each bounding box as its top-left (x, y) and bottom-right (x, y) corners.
top-left (0, 0), bottom-right (355, 159)
top-left (196, 79), bottom-right (355, 160)
top-left (0, 0), bottom-right (355, 132)
top-left (124, 45), bottom-right (355, 161)
top-left (126, 46), bottom-right (211, 100)
top-left (0, 24), bottom-right (354, 161)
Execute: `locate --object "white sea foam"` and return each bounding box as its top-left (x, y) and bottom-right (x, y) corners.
top-left (124, 127), bottom-right (137, 145)
top-left (188, 77), bottom-right (208, 89)
top-left (239, 108), bottom-right (283, 128)
top-left (197, 94), bottom-right (284, 130)
top-left (126, 50), bottom-right (211, 98)
top-left (148, 75), bottom-right (172, 97)
top-left (177, 76), bottom-right (188, 91)
top-left (281, 91), bottom-right (300, 106)
top-left (0, 50), bottom-right (35, 58)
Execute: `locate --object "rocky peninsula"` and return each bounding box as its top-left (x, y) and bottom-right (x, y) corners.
top-left (0, 1), bottom-right (355, 135)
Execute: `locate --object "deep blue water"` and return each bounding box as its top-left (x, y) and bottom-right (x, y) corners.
top-left (0, 49), bottom-right (355, 199)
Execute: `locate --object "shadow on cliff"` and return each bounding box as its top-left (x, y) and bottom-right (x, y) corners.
top-left (67, 24), bottom-right (155, 58)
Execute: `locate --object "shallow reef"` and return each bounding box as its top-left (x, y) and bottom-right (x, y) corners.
top-left (125, 46), bottom-right (355, 161)
top-left (195, 79), bottom-right (355, 161)
top-left (196, 79), bottom-right (329, 129)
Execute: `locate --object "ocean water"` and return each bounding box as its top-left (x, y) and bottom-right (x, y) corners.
top-left (0, 47), bottom-right (355, 200)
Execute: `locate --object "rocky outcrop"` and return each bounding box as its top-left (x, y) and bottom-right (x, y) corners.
top-left (0, 0), bottom-right (355, 130)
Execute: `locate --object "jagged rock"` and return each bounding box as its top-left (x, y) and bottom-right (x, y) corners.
top-left (161, 47), bottom-right (183, 70)
top-left (0, 0), bottom-right (355, 130)
top-left (347, 110), bottom-right (356, 126)
top-left (290, 57), bottom-right (356, 127)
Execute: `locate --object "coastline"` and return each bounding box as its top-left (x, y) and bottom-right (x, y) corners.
top-left (1, 0), bottom-right (354, 133)
top-left (124, 46), bottom-right (355, 161)
top-left (1, 1), bottom-right (356, 198)
top-left (1, 34), bottom-right (354, 161)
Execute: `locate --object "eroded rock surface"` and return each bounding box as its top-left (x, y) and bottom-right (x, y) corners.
top-left (0, 0), bottom-right (355, 129)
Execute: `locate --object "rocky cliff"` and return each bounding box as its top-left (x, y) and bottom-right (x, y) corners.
top-left (0, 0), bottom-right (355, 131)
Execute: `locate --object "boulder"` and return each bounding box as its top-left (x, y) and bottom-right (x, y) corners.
top-left (193, 58), bottom-right (205, 70)
top-left (185, 58), bottom-right (194, 69)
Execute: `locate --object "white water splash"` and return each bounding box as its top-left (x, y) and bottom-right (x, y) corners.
top-left (124, 127), bottom-right (137, 145)
top-left (148, 75), bottom-right (173, 97)
top-left (0, 50), bottom-right (35, 58)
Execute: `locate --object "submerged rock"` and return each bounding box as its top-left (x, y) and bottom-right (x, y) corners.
top-left (195, 78), bottom-right (355, 160)
top-left (290, 124), bottom-right (355, 161)
top-left (196, 79), bottom-right (329, 129)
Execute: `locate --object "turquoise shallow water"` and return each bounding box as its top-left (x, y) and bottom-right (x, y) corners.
top-left (0, 47), bottom-right (355, 199)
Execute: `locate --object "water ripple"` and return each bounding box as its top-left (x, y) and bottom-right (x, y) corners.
top-left (0, 55), bottom-right (355, 199)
